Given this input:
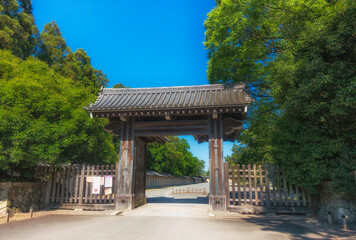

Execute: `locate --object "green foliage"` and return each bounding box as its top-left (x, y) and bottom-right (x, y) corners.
top-left (59, 49), bottom-right (109, 95)
top-left (37, 21), bottom-right (70, 65)
top-left (225, 98), bottom-right (278, 165)
top-left (0, 1), bottom-right (117, 173)
top-left (112, 83), bottom-right (127, 88)
top-left (205, 0), bottom-right (356, 194)
top-left (147, 136), bottom-right (205, 177)
top-left (37, 21), bottom-right (108, 94)
top-left (0, 50), bottom-right (118, 171)
top-left (204, 0), bottom-right (284, 166)
top-left (0, 0), bottom-right (38, 58)
top-left (271, 1), bottom-right (356, 194)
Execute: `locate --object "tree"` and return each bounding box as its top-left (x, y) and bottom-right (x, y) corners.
top-left (225, 97), bottom-right (278, 165)
top-left (37, 20), bottom-right (70, 65)
top-left (271, 1), bottom-right (356, 194)
top-left (205, 0), bottom-right (356, 195)
top-left (147, 137), bottom-right (205, 177)
top-left (1, 0), bottom-right (112, 94)
top-left (60, 49), bottom-right (109, 94)
top-left (18, 0), bottom-right (32, 15)
top-left (0, 1), bottom-right (123, 174)
top-left (0, 50), bottom-right (117, 171)
top-left (204, 0), bottom-right (287, 166)
top-left (112, 83), bottom-right (126, 88)
top-left (37, 21), bottom-right (108, 94)
top-left (0, 0), bottom-right (38, 58)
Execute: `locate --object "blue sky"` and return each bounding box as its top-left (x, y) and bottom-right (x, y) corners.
top-left (33, 0), bottom-right (235, 171)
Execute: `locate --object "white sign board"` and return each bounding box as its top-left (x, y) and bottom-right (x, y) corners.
top-left (92, 176), bottom-right (101, 194)
top-left (104, 175), bottom-right (113, 188)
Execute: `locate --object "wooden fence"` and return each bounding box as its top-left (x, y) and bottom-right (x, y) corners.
top-left (172, 188), bottom-right (206, 194)
top-left (36, 165), bottom-right (117, 205)
top-left (35, 165), bottom-right (205, 206)
top-left (225, 163), bottom-right (311, 210)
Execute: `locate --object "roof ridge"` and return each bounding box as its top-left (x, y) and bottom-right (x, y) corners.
top-left (104, 83), bottom-right (245, 93)
top-left (86, 83), bottom-right (251, 112)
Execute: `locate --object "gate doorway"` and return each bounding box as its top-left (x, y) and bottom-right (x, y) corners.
top-left (145, 181), bottom-right (209, 205)
top-left (35, 163), bottom-right (207, 208)
top-left (86, 83), bottom-right (251, 211)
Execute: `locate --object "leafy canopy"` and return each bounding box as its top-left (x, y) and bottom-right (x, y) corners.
top-left (0, 1), bottom-right (118, 173)
top-left (0, 50), bottom-right (118, 171)
top-left (205, 0), bottom-right (356, 194)
top-left (37, 21), bottom-right (108, 95)
top-left (147, 137), bottom-right (205, 177)
top-left (0, 0), bottom-right (38, 58)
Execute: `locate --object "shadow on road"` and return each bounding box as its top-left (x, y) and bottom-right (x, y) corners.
top-left (146, 196), bottom-right (208, 204)
top-left (240, 216), bottom-right (356, 240)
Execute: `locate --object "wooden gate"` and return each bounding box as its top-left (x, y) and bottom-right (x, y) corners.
top-left (36, 165), bottom-right (117, 205)
top-left (224, 162), bottom-right (311, 213)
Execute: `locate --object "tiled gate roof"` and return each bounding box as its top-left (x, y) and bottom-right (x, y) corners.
top-left (86, 83), bottom-right (250, 113)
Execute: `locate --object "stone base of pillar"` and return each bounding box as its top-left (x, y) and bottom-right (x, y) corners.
top-left (209, 195), bottom-right (227, 212)
top-left (115, 194), bottom-right (135, 210)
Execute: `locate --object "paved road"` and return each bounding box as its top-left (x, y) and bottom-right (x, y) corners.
top-left (146, 182), bottom-right (209, 204)
top-left (0, 182), bottom-right (353, 240)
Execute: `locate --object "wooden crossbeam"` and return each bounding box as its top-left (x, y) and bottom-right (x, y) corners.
top-left (134, 120), bottom-right (209, 136)
top-left (135, 120), bottom-right (208, 128)
top-left (135, 129), bottom-right (208, 136)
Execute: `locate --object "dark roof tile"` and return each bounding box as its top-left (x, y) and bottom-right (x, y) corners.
top-left (86, 83), bottom-right (250, 112)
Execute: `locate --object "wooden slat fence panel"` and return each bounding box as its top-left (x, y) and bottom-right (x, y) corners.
top-left (226, 163), bottom-right (310, 209)
top-left (253, 165), bottom-right (258, 206)
top-left (36, 164), bottom-right (117, 205)
top-left (248, 165), bottom-right (252, 204)
top-left (78, 165), bottom-right (85, 205)
top-left (237, 165), bottom-right (241, 204)
top-left (264, 163), bottom-right (271, 207)
top-left (89, 165), bottom-right (94, 203)
top-left (231, 165), bottom-right (236, 205)
top-left (258, 165), bottom-right (264, 206)
top-left (276, 165), bottom-right (283, 206)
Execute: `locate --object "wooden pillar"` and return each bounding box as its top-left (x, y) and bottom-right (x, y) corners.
top-left (133, 137), bottom-right (147, 207)
top-left (209, 114), bottom-right (226, 211)
top-left (115, 118), bottom-right (136, 210)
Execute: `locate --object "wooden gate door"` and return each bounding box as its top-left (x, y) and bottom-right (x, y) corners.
top-left (225, 163), bottom-right (311, 213)
top-left (133, 137), bottom-right (147, 207)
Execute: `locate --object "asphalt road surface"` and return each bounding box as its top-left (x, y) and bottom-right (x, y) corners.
top-left (0, 182), bottom-right (352, 240)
